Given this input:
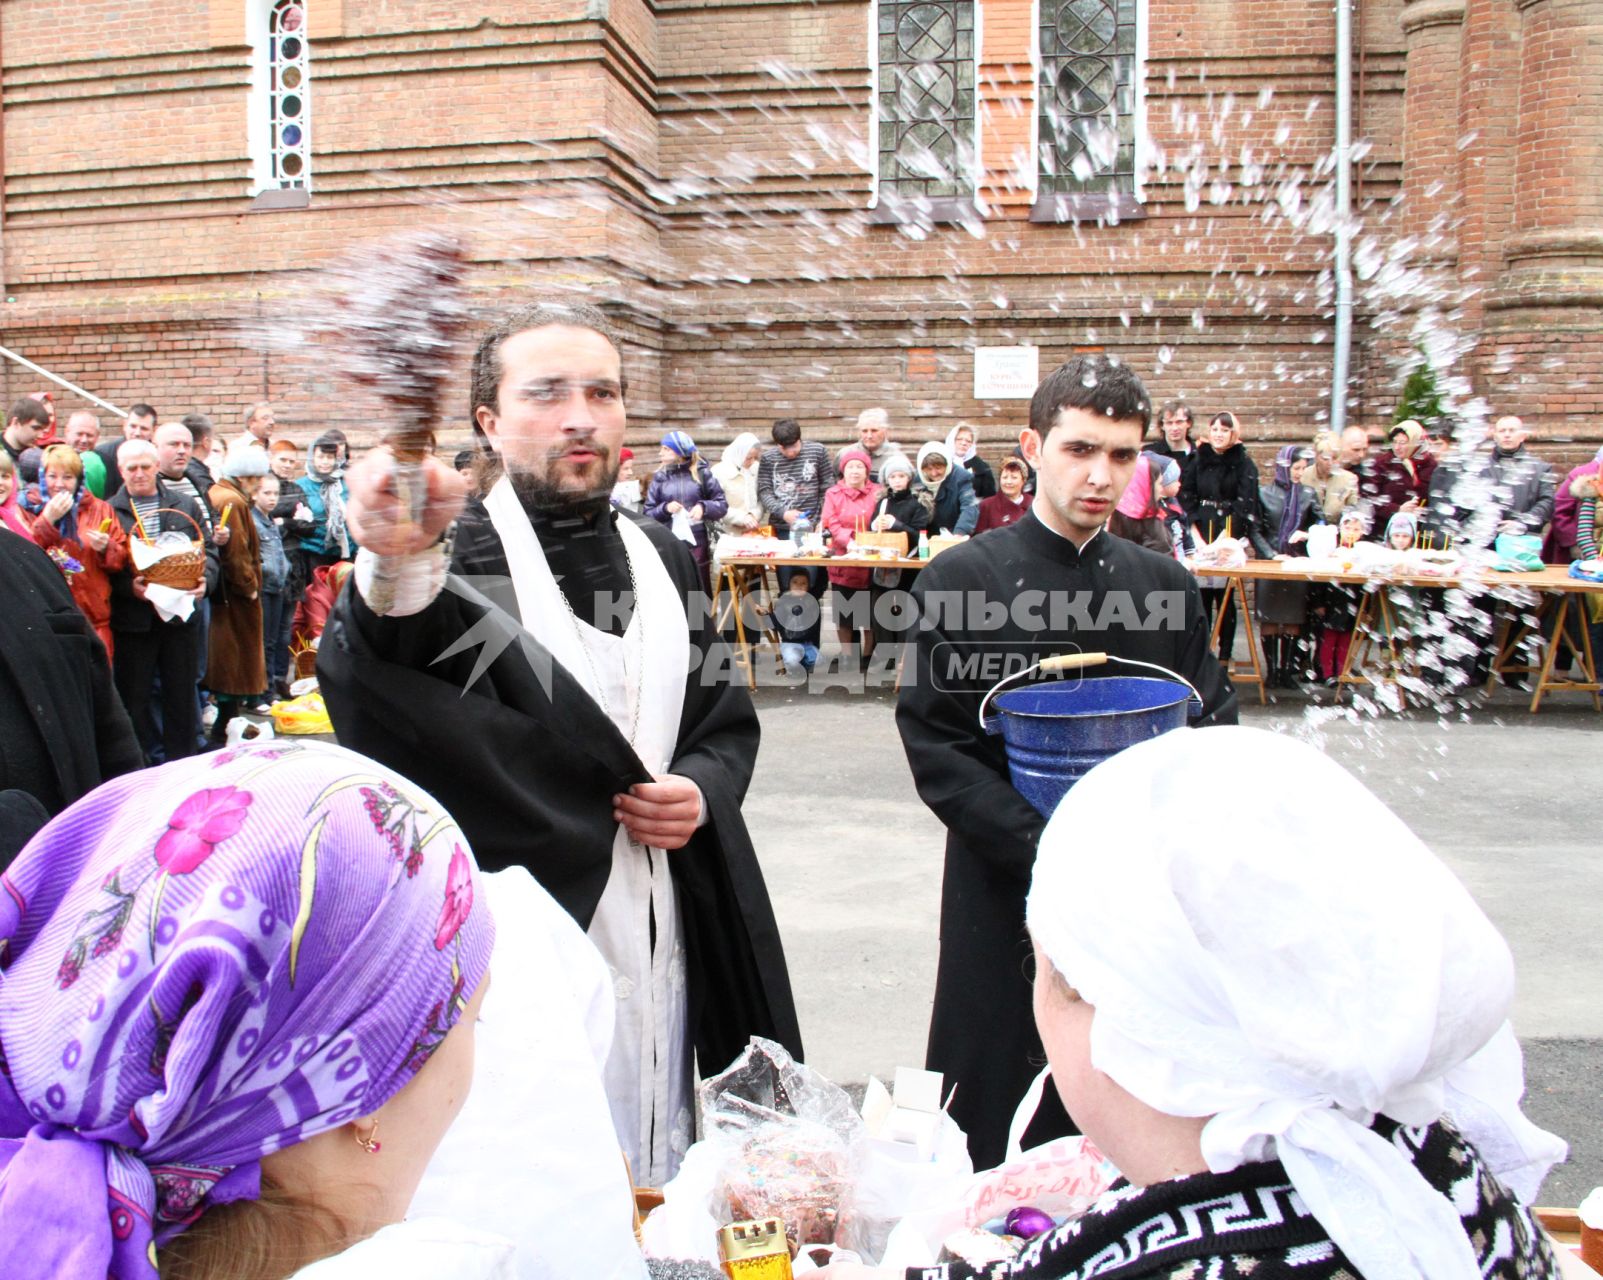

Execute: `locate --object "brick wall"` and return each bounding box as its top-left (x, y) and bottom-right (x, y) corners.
top-left (0, 0), bottom-right (1597, 476)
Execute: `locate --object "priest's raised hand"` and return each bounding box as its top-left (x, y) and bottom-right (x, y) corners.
top-left (344, 445), bottom-right (467, 555)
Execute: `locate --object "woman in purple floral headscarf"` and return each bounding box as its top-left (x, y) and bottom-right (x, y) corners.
top-left (0, 739), bottom-right (495, 1280)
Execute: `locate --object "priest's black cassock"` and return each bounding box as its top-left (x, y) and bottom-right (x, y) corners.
top-left (895, 512), bottom-right (1236, 1169)
top-left (318, 499), bottom-right (802, 1088)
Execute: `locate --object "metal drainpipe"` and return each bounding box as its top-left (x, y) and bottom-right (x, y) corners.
top-left (1331, 0), bottom-right (1354, 432)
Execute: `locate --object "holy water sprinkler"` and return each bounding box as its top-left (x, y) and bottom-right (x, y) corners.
top-left (320, 229), bottom-right (473, 535)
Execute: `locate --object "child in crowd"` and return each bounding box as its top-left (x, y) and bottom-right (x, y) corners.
top-left (611, 447), bottom-right (641, 512)
top-left (1312, 508), bottom-right (1368, 683)
top-left (252, 472), bottom-right (293, 700)
top-left (769, 568), bottom-right (821, 677)
top-left (1386, 511), bottom-right (1419, 551)
top-left (1154, 456), bottom-right (1192, 558)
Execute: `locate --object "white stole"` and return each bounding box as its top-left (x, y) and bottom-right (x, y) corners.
top-left (482, 476), bottom-right (693, 1186)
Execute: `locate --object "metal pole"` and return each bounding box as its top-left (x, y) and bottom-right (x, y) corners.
top-left (1331, 0), bottom-right (1354, 432)
top-left (0, 344), bottom-right (125, 418)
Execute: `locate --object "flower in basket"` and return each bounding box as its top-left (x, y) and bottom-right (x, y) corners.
top-left (47, 546), bottom-right (85, 576)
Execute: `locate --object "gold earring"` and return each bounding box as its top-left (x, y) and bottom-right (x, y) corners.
top-left (353, 1118), bottom-right (382, 1155)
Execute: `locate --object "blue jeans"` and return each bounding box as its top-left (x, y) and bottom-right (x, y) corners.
top-left (780, 642), bottom-right (818, 674)
top-left (261, 590), bottom-right (288, 687)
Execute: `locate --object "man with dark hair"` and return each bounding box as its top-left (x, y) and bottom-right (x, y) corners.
top-left (2, 397), bottom-right (51, 478)
top-left (95, 403), bottom-right (157, 498)
top-left (318, 300), bottom-right (800, 1186)
top-left (895, 353), bottom-right (1236, 1167)
top-left (757, 416), bottom-right (835, 535)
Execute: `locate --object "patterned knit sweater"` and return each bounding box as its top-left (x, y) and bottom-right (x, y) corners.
top-left (911, 1119), bottom-right (1556, 1280)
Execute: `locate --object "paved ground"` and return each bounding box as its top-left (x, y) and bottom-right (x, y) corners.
top-left (746, 673), bottom-right (1603, 1205)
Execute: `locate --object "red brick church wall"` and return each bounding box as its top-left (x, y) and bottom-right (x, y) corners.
top-left (0, 0), bottom-right (1596, 475)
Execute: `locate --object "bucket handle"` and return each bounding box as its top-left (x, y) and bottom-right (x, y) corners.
top-left (978, 651), bottom-right (1205, 733)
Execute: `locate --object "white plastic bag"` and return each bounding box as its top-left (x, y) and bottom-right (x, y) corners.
top-left (844, 1109), bottom-right (972, 1263)
top-left (670, 509), bottom-right (698, 545)
top-left (878, 1069), bottom-right (1117, 1270)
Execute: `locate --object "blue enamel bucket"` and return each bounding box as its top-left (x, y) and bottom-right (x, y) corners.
top-left (985, 676), bottom-right (1192, 818)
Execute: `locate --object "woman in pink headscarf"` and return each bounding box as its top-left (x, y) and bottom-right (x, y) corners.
top-left (820, 445), bottom-right (884, 666)
top-left (0, 451), bottom-right (36, 542)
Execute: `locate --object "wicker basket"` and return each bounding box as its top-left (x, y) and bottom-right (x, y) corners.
top-left (137, 507), bottom-right (207, 591)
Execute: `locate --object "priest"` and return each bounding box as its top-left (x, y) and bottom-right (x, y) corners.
top-left (894, 354), bottom-right (1236, 1169)
top-left (317, 301), bottom-right (800, 1185)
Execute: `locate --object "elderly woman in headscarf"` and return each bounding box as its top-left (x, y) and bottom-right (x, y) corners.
top-left (821, 726), bottom-right (1565, 1280)
top-left (712, 431), bottom-right (764, 537)
top-left (917, 440), bottom-right (979, 536)
top-left (821, 445), bottom-right (885, 664)
top-left (1254, 444), bottom-right (1320, 689)
top-left (946, 423), bottom-right (996, 499)
top-left (0, 741), bottom-right (496, 1280)
top-left (25, 442), bottom-right (128, 657)
top-left (1361, 419), bottom-right (1436, 537)
top-left (645, 429), bottom-right (728, 591)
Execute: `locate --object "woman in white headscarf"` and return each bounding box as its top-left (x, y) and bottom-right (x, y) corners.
top-left (713, 431), bottom-right (764, 537)
top-left (945, 422), bottom-right (997, 499)
top-left (821, 725), bottom-right (1564, 1280)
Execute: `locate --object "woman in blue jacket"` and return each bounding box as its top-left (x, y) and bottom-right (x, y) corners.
top-left (293, 432), bottom-right (354, 583)
top-left (645, 430), bottom-right (728, 591)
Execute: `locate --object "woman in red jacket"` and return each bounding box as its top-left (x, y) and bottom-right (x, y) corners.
top-left (28, 445), bottom-right (128, 657)
top-left (820, 446), bottom-right (884, 665)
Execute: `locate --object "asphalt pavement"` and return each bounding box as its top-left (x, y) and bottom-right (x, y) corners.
top-left (745, 673), bottom-right (1603, 1206)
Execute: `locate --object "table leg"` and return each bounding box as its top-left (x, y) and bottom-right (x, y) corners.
top-left (1365, 588), bottom-right (1404, 706)
top-left (725, 565), bottom-right (756, 692)
top-left (1207, 582), bottom-right (1228, 653)
top-left (1335, 591), bottom-right (1374, 699)
top-left (1530, 595), bottom-right (1603, 713)
top-left (1579, 599), bottom-right (1603, 713)
top-left (1234, 576), bottom-right (1266, 705)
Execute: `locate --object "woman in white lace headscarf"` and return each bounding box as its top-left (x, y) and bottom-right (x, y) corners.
top-left (713, 432), bottom-right (763, 537)
top-left (822, 725), bottom-right (1565, 1280)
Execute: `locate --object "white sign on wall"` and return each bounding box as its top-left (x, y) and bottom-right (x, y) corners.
top-left (973, 346), bottom-right (1040, 400)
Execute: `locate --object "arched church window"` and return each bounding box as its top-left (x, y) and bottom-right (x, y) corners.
top-left (877, 0), bottom-right (976, 205)
top-left (1038, 0), bottom-right (1140, 204)
top-left (267, 1), bottom-right (311, 189)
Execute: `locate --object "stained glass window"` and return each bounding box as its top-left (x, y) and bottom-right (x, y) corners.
top-left (877, 0), bottom-right (976, 203)
top-left (1038, 0), bottom-right (1138, 197)
top-left (269, 2), bottom-right (310, 188)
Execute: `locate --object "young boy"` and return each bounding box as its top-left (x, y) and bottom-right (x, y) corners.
top-left (770, 568), bottom-right (821, 676)
top-left (252, 473), bottom-right (293, 698)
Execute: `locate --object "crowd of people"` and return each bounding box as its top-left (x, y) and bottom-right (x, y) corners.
top-left (0, 395), bottom-right (355, 762)
top-left (575, 397), bottom-right (1600, 692)
top-left (0, 306), bottom-right (1579, 1280)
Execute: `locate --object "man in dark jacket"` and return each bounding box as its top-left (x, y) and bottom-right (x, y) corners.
top-left (0, 528), bottom-right (143, 823)
top-left (95, 403), bottom-right (157, 500)
top-left (1424, 416), bottom-right (1555, 541)
top-left (896, 355), bottom-right (1236, 1168)
top-left (107, 440), bottom-right (219, 763)
top-left (1, 397), bottom-right (50, 480)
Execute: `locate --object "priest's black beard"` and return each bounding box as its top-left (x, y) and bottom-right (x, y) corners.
top-left (507, 455), bottom-right (619, 522)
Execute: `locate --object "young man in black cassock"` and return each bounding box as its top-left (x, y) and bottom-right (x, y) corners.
top-left (317, 302), bottom-right (799, 1185)
top-left (895, 356), bottom-right (1236, 1169)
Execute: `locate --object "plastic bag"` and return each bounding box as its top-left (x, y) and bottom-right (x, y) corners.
top-left (845, 1108), bottom-right (972, 1263)
top-left (700, 1038), bottom-right (864, 1251)
top-left (643, 1039), bottom-right (865, 1263)
top-left (879, 1069), bottom-right (1117, 1270)
top-left (271, 690), bottom-right (334, 735)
